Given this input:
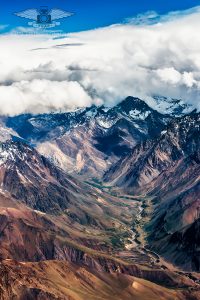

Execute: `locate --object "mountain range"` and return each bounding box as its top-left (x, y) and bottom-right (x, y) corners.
top-left (0, 95), bottom-right (199, 299)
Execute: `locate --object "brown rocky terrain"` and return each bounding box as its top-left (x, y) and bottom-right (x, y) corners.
top-left (105, 112), bottom-right (200, 272)
top-left (5, 97), bottom-right (170, 178)
top-left (104, 113), bottom-right (200, 190)
top-left (1, 259), bottom-right (198, 300)
top-left (0, 98), bottom-right (199, 298)
top-left (1, 188), bottom-right (200, 299)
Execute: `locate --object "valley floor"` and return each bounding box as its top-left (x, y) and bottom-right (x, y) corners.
top-left (0, 179), bottom-right (200, 300)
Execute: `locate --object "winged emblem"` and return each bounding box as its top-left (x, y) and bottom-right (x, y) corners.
top-left (15, 6), bottom-right (74, 28)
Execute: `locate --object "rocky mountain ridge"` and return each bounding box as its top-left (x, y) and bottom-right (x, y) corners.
top-left (104, 111), bottom-right (200, 271)
top-left (3, 96), bottom-right (190, 178)
top-left (0, 95), bottom-right (199, 298)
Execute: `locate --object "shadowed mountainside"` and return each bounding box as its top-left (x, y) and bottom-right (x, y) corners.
top-left (105, 112), bottom-right (200, 271)
top-left (0, 96), bottom-right (199, 298)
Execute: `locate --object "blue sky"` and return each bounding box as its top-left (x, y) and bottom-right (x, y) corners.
top-left (1, 0), bottom-right (200, 33)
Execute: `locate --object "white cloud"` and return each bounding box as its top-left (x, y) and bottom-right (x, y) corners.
top-left (156, 68), bottom-right (182, 85)
top-left (0, 80), bottom-right (94, 116)
top-left (1, 7), bottom-right (200, 115)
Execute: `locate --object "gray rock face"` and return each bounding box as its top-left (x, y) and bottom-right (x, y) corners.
top-left (0, 95), bottom-right (199, 273)
top-left (0, 140), bottom-right (96, 213)
top-left (105, 112), bottom-right (200, 271)
top-left (4, 96), bottom-right (173, 177)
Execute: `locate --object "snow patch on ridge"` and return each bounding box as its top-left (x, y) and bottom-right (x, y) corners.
top-left (129, 109), bottom-right (151, 120)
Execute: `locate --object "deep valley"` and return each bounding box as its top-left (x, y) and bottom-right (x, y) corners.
top-left (0, 96), bottom-right (199, 299)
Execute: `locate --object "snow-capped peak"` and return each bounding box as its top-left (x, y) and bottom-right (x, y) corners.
top-left (153, 96), bottom-right (194, 116)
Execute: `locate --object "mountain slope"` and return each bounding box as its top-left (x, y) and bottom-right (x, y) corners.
top-left (104, 112), bottom-right (200, 191)
top-left (0, 97), bottom-right (200, 296)
top-left (1, 259), bottom-right (197, 300)
top-left (104, 112), bottom-right (200, 271)
top-left (1, 176), bottom-right (199, 299)
top-left (0, 140), bottom-right (89, 213)
top-left (5, 97), bottom-right (171, 177)
top-left (0, 137), bottom-right (146, 261)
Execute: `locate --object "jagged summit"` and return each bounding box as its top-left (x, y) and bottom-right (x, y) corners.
top-left (0, 95), bottom-right (200, 296)
top-left (153, 95), bottom-right (194, 116)
top-left (0, 96), bottom-right (194, 178)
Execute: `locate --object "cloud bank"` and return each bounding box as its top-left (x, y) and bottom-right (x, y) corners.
top-left (1, 7), bottom-right (200, 115)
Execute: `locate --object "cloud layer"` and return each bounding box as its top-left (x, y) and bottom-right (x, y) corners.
top-left (1, 7), bottom-right (200, 115)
